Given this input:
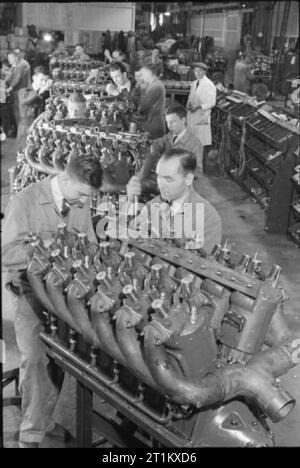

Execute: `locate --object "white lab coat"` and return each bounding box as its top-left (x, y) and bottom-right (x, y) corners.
top-left (187, 75), bottom-right (216, 146)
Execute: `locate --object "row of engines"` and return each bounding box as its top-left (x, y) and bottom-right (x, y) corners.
top-left (52, 81), bottom-right (107, 96)
top-left (26, 225), bottom-right (300, 446)
top-left (12, 110), bottom-right (150, 197)
top-left (46, 92), bottom-right (139, 125)
top-left (51, 58), bottom-right (104, 70)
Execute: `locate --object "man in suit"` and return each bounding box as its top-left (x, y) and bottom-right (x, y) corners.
top-left (186, 62), bottom-right (216, 173)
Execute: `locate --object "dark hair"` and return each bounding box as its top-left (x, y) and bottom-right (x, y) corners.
top-left (65, 153), bottom-right (103, 190)
top-left (68, 92), bottom-right (86, 104)
top-left (13, 48), bottom-right (25, 57)
top-left (1, 59), bottom-right (10, 68)
top-left (33, 65), bottom-right (48, 75)
top-left (211, 72), bottom-right (224, 85)
top-left (113, 49), bottom-right (125, 57)
top-left (109, 61), bottom-right (126, 74)
top-left (161, 148), bottom-right (197, 174)
top-left (165, 103), bottom-right (187, 119)
top-left (7, 50), bottom-right (17, 58)
top-left (140, 63), bottom-right (158, 76)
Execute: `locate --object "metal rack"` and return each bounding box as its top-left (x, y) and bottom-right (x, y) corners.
top-left (212, 92), bottom-right (299, 234)
top-left (287, 147), bottom-right (300, 247)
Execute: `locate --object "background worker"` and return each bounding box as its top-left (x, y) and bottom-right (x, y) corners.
top-left (186, 62), bottom-right (216, 173)
top-left (6, 49), bottom-right (31, 136)
top-left (138, 64), bottom-right (166, 139)
top-left (71, 44), bottom-right (90, 61)
top-left (106, 61), bottom-right (132, 97)
top-left (17, 65), bottom-right (52, 150)
top-left (129, 103), bottom-right (204, 197)
top-left (234, 54), bottom-right (256, 95)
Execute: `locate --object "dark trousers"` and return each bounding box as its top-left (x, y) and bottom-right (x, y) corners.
top-left (13, 292), bottom-right (63, 443)
top-left (0, 102), bottom-right (14, 134)
top-left (202, 145), bottom-right (212, 174)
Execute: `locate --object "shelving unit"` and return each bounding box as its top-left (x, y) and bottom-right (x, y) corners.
top-left (212, 92), bottom-right (300, 235)
top-left (288, 147), bottom-right (300, 247)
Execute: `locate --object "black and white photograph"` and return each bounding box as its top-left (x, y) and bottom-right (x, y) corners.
top-left (1, 1), bottom-right (299, 450)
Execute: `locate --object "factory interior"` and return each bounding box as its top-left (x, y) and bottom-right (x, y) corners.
top-left (1, 1), bottom-right (300, 449)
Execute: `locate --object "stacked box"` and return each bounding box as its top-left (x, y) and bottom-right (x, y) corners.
top-left (0, 36), bottom-right (8, 50)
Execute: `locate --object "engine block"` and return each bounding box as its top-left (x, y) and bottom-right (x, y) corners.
top-left (11, 107), bottom-right (150, 199)
top-left (26, 228), bottom-right (300, 447)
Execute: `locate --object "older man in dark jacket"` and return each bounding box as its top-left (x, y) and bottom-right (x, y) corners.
top-left (138, 64), bottom-right (166, 139)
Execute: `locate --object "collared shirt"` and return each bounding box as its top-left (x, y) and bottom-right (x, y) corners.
top-left (106, 79), bottom-right (131, 96)
top-left (125, 187), bottom-right (222, 255)
top-left (173, 127), bottom-right (187, 145)
top-left (170, 188), bottom-right (190, 216)
top-left (50, 176), bottom-right (64, 212)
top-left (141, 128), bottom-right (203, 182)
top-left (117, 80), bottom-right (131, 94)
top-left (7, 58), bottom-right (31, 93)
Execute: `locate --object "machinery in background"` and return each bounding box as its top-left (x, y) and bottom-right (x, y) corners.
top-left (162, 79), bottom-right (192, 107)
top-left (211, 89), bottom-right (300, 240)
top-left (204, 48), bottom-right (228, 81)
top-left (162, 79), bottom-right (192, 90)
top-left (288, 155), bottom-right (300, 247)
top-left (10, 101), bottom-right (152, 214)
top-left (52, 80), bottom-right (107, 96)
top-left (26, 229), bottom-right (300, 447)
top-left (51, 58), bottom-right (105, 79)
top-left (45, 92), bottom-right (140, 127)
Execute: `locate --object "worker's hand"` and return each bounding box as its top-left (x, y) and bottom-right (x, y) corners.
top-left (6, 86), bottom-right (12, 95)
top-left (106, 82), bottom-right (118, 96)
top-left (39, 79), bottom-right (53, 95)
top-left (126, 175), bottom-right (142, 200)
top-left (188, 103), bottom-right (199, 112)
top-left (104, 49), bottom-right (112, 62)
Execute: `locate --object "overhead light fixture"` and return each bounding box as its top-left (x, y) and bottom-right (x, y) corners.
top-left (164, 5), bottom-right (171, 16)
top-left (43, 32), bottom-right (53, 42)
top-left (150, 12), bottom-right (156, 31)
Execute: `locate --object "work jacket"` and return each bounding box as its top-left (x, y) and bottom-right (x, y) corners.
top-left (187, 75), bottom-right (216, 146)
top-left (139, 78), bottom-right (166, 139)
top-left (2, 176), bottom-right (96, 290)
top-left (129, 187), bottom-right (222, 255)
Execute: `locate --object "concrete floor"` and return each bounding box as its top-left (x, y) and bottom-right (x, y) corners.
top-left (1, 136), bottom-right (300, 447)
